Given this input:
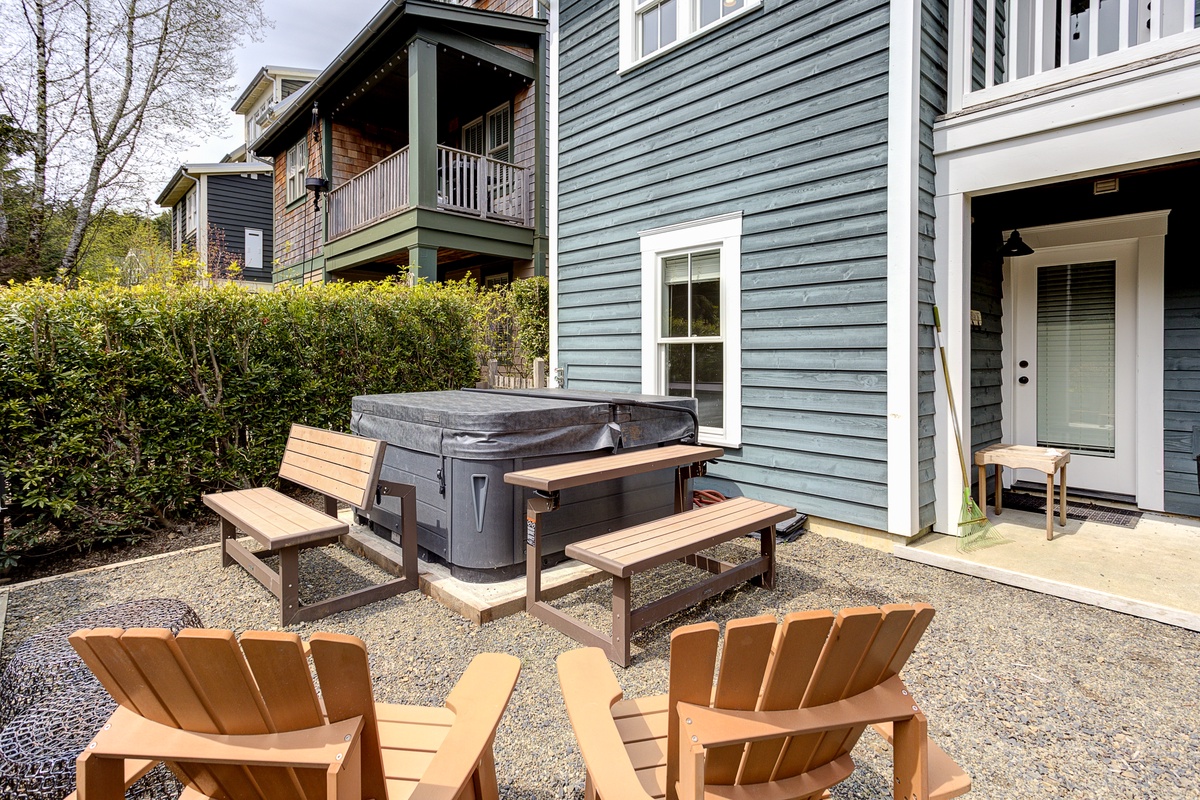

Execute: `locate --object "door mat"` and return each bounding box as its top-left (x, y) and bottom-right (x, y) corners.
top-left (997, 492), bottom-right (1142, 529)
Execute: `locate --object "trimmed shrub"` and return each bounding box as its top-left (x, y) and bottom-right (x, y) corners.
top-left (0, 279), bottom-right (478, 560)
top-left (468, 276), bottom-right (550, 381)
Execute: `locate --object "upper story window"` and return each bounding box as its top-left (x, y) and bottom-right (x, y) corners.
top-left (286, 139), bottom-right (307, 205)
top-left (622, 0), bottom-right (760, 69)
top-left (462, 102), bottom-right (513, 163)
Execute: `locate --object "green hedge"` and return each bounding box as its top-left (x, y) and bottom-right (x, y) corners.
top-left (0, 279), bottom-right (480, 560)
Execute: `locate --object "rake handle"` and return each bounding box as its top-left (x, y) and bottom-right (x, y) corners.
top-left (933, 306), bottom-right (972, 487)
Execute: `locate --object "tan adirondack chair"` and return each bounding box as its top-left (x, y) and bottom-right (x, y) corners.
top-left (68, 627), bottom-right (520, 800)
top-left (557, 604), bottom-right (971, 800)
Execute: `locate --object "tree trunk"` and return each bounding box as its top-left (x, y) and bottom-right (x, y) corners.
top-left (25, 0), bottom-right (49, 272)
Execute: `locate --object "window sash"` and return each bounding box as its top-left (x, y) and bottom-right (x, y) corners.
top-left (286, 140), bottom-right (307, 203)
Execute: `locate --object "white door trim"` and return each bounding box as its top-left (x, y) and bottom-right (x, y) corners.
top-left (999, 210), bottom-right (1168, 510)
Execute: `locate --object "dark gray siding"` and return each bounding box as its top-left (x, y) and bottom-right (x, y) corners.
top-left (969, 252), bottom-right (1003, 498)
top-left (918, 0), bottom-right (949, 528)
top-left (558, 0), bottom-right (893, 528)
top-left (207, 173), bottom-right (274, 282)
top-left (281, 79), bottom-right (307, 99)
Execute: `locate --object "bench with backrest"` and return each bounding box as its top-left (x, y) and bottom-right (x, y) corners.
top-left (505, 444), bottom-right (794, 667)
top-left (203, 424), bottom-right (417, 625)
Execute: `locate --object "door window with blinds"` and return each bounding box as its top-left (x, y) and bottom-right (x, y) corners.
top-left (462, 104), bottom-right (512, 163)
top-left (662, 250), bottom-right (724, 429)
top-left (1036, 261), bottom-right (1117, 455)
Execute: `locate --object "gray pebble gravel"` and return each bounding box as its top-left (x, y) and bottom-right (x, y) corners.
top-left (2, 533), bottom-right (1197, 799)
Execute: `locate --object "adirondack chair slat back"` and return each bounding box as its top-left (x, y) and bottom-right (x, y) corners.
top-left (664, 603), bottom-right (935, 798)
top-left (278, 424), bottom-right (387, 513)
top-left (69, 627), bottom-right (388, 800)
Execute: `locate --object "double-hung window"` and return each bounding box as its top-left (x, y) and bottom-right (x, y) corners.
top-left (624, 0), bottom-right (759, 68)
top-left (641, 213), bottom-right (742, 446)
top-left (184, 187), bottom-right (197, 235)
top-left (286, 139), bottom-right (307, 205)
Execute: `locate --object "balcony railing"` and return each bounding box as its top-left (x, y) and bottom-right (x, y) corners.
top-left (957, 0), bottom-right (1198, 106)
top-left (326, 145), bottom-right (529, 241)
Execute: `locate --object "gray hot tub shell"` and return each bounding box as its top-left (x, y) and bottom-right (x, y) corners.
top-left (350, 389), bottom-right (698, 581)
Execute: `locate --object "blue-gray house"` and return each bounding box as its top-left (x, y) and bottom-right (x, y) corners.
top-left (549, 0), bottom-right (1200, 542)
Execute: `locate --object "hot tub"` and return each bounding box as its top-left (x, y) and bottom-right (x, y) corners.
top-left (350, 389), bottom-right (698, 581)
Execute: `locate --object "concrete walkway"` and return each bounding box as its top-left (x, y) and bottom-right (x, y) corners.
top-left (896, 503), bottom-right (1200, 631)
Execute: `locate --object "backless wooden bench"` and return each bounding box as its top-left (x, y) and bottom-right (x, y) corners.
top-left (974, 443), bottom-right (1070, 540)
top-left (203, 424), bottom-right (418, 625)
top-left (505, 444), bottom-right (794, 666)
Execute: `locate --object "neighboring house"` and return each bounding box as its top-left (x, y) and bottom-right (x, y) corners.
top-left (252, 0), bottom-right (547, 286)
top-left (232, 65), bottom-right (322, 157)
top-left (156, 162), bottom-right (275, 283)
top-left (549, 0), bottom-right (1200, 542)
top-left (157, 66), bottom-right (319, 284)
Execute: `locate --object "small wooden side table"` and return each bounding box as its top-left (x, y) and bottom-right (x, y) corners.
top-left (974, 444), bottom-right (1071, 540)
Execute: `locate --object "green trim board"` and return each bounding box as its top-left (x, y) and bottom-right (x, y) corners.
top-left (323, 207), bottom-right (534, 272)
top-left (425, 26), bottom-right (536, 80)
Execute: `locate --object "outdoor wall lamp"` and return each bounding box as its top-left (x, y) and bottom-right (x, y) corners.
top-left (306, 176), bottom-right (330, 211)
top-left (998, 230), bottom-right (1035, 257)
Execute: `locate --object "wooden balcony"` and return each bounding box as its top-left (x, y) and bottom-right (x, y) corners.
top-left (953, 0), bottom-right (1199, 110)
top-left (327, 145), bottom-right (530, 241)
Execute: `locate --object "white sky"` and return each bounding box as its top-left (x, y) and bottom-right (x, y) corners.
top-left (172, 0), bottom-right (386, 177)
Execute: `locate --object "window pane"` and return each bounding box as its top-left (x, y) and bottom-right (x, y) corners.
top-left (666, 343), bottom-right (692, 398)
top-left (722, 0), bottom-right (744, 15)
top-left (690, 251), bottom-right (721, 336)
top-left (1036, 261), bottom-right (1116, 455)
top-left (640, 7), bottom-right (659, 56)
top-left (694, 343), bottom-right (724, 428)
top-left (660, 0), bottom-right (678, 46)
top-left (663, 254), bottom-right (690, 337)
top-left (700, 0), bottom-right (720, 26)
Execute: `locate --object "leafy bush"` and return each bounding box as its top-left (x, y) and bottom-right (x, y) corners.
top-left (468, 276), bottom-right (549, 380)
top-left (0, 279), bottom-right (479, 560)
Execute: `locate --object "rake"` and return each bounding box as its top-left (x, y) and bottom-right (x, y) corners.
top-left (933, 306), bottom-right (1008, 552)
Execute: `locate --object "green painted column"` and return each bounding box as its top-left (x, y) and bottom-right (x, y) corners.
top-left (533, 30), bottom-right (548, 278)
top-left (408, 244), bottom-right (438, 284)
top-left (408, 36), bottom-right (438, 211)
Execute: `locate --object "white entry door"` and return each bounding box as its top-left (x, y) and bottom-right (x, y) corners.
top-left (1010, 240), bottom-right (1138, 496)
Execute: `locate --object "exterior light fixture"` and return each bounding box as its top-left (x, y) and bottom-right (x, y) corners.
top-left (998, 230), bottom-right (1034, 257)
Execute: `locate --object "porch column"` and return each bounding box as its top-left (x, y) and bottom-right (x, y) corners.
top-left (408, 36), bottom-right (438, 211)
top-left (408, 245), bottom-right (438, 284)
top-left (533, 28), bottom-right (548, 277)
top-left (933, 192), bottom-right (972, 536)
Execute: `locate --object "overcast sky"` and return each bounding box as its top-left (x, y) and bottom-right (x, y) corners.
top-left (175, 0), bottom-right (386, 170)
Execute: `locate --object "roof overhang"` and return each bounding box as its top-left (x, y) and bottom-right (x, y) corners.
top-left (232, 65), bottom-right (322, 114)
top-left (252, 0), bottom-right (546, 156)
top-left (156, 162), bottom-right (273, 207)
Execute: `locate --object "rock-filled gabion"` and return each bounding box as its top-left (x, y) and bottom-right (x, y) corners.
top-left (0, 597), bottom-right (202, 724)
top-left (0, 598), bottom-right (201, 799)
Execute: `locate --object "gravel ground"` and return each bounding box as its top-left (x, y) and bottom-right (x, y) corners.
top-left (2, 532), bottom-right (1197, 799)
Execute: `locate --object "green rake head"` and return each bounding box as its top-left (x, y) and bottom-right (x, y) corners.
top-left (957, 488), bottom-right (1009, 553)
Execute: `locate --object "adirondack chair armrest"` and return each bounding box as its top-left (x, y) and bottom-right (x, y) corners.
top-left (557, 647), bottom-right (657, 800)
top-left (411, 653), bottom-right (521, 800)
top-left (873, 721), bottom-right (972, 800)
top-left (677, 675), bottom-right (918, 749)
top-left (78, 706), bottom-right (365, 791)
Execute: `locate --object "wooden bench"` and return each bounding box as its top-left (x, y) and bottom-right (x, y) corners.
top-left (974, 443), bottom-right (1070, 540)
top-left (203, 424), bottom-right (418, 625)
top-left (505, 444), bottom-right (794, 666)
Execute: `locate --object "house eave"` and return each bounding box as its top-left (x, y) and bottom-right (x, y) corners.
top-left (252, 0), bottom-right (545, 157)
top-left (156, 162), bottom-right (273, 207)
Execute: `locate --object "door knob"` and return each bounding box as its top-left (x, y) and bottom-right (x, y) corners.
top-left (1018, 376), bottom-right (1030, 385)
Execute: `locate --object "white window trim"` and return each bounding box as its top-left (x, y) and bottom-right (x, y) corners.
top-left (640, 212), bottom-right (742, 447)
top-left (619, 0), bottom-right (763, 73)
top-left (286, 139), bottom-right (307, 205)
top-left (184, 186), bottom-right (198, 235)
top-left (486, 102), bottom-right (512, 163)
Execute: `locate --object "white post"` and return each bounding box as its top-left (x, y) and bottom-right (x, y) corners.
top-left (887, 0), bottom-right (923, 537)
top-left (933, 193), bottom-right (973, 535)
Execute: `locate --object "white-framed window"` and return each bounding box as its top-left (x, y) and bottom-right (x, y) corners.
top-left (621, 0), bottom-right (760, 70)
top-left (640, 212), bottom-right (742, 447)
top-left (286, 139), bottom-right (307, 204)
top-left (184, 187), bottom-right (198, 235)
top-left (486, 103), bottom-right (511, 163)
